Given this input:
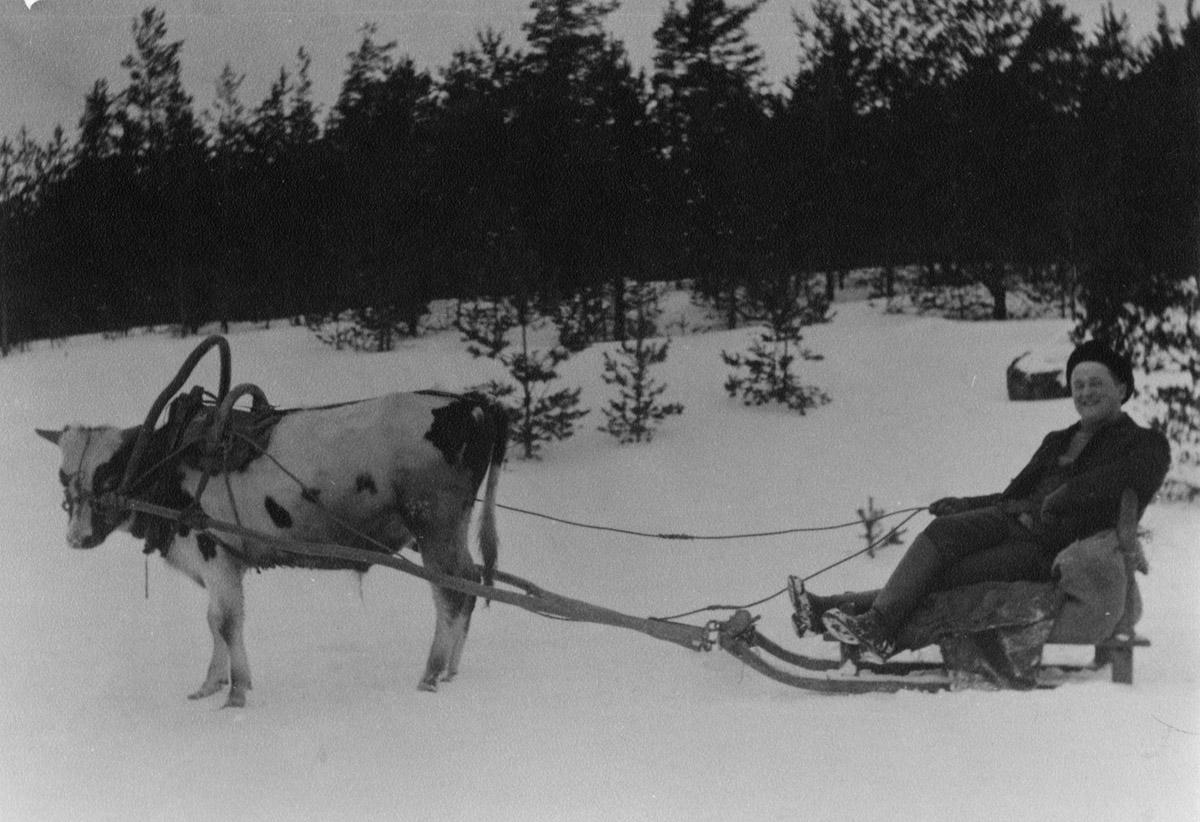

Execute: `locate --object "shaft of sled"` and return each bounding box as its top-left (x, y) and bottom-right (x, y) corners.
top-left (244, 522), bottom-right (712, 651)
top-left (122, 498), bottom-right (711, 652)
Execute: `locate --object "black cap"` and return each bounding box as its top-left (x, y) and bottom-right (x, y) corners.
top-left (1066, 340), bottom-right (1134, 402)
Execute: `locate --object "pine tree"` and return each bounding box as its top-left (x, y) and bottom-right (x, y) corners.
top-left (721, 275), bottom-right (831, 413)
top-left (457, 293), bottom-right (589, 459)
top-left (0, 133), bottom-right (45, 353)
top-left (786, 0), bottom-right (878, 293)
top-left (77, 80), bottom-right (119, 161)
top-left (323, 24), bottom-right (435, 340)
top-left (286, 48), bottom-right (321, 149)
top-left (549, 283), bottom-right (610, 352)
top-left (599, 283), bottom-right (683, 443)
top-left (117, 8), bottom-right (204, 160)
top-left (652, 0), bottom-right (769, 326)
top-left (69, 80), bottom-right (128, 334)
top-left (516, 0), bottom-right (641, 302)
top-left (433, 30), bottom-right (526, 300)
top-left (306, 304), bottom-right (417, 352)
top-left (114, 7), bottom-right (209, 334)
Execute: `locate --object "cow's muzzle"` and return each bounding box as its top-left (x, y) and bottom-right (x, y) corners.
top-left (67, 534), bottom-right (103, 550)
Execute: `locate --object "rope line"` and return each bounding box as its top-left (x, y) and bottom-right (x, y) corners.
top-left (228, 431), bottom-right (398, 555)
top-left (225, 429), bottom-right (929, 624)
top-left (489, 501), bottom-right (928, 542)
top-left (129, 412), bottom-right (932, 628)
top-left (651, 508), bottom-right (927, 621)
top-left (227, 431), bottom-right (928, 553)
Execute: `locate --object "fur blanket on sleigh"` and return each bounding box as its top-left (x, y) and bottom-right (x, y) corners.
top-left (895, 530), bottom-right (1142, 689)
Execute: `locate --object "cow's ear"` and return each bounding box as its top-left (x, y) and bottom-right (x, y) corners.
top-left (35, 428), bottom-right (63, 445)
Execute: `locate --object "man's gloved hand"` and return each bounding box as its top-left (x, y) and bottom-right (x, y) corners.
top-left (928, 497), bottom-right (964, 517)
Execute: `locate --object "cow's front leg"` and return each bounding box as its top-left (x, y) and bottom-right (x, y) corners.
top-left (219, 583), bottom-right (252, 708)
top-left (188, 600), bottom-right (231, 701)
top-left (191, 560), bottom-right (252, 707)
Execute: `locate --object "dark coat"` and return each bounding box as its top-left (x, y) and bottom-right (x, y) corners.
top-left (995, 414), bottom-right (1171, 548)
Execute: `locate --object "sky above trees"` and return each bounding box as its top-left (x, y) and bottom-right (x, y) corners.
top-left (0, 0), bottom-right (1181, 142)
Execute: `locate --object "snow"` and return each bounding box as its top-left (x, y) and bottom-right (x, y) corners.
top-left (1, 295), bottom-right (1197, 821)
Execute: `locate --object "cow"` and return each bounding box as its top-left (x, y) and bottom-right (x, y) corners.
top-left (37, 390), bottom-right (507, 707)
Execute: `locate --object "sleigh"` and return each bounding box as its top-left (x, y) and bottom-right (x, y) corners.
top-left (108, 336), bottom-right (1153, 696)
top-left (728, 489), bottom-right (1151, 692)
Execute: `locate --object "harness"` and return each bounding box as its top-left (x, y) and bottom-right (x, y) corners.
top-left (61, 428), bottom-right (94, 516)
top-left (64, 337), bottom-right (279, 535)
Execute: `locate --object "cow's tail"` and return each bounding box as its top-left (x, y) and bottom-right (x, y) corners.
top-left (477, 402), bottom-right (508, 588)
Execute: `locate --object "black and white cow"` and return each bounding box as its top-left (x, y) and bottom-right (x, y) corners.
top-left (38, 391), bottom-right (506, 707)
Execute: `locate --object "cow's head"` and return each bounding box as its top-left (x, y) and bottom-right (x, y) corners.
top-left (37, 425), bottom-right (138, 549)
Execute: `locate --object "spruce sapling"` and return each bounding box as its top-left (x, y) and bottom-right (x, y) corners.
top-left (457, 294), bottom-right (589, 459)
top-left (599, 283), bottom-right (683, 443)
top-left (857, 496), bottom-right (906, 558)
top-left (722, 275), bottom-right (831, 412)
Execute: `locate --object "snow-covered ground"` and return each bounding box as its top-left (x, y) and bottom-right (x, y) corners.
top-left (1, 294), bottom-right (1196, 821)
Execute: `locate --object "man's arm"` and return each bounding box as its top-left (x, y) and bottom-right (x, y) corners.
top-left (1041, 428), bottom-right (1172, 517)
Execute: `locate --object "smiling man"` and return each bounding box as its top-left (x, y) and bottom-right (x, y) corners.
top-left (792, 339), bottom-right (1172, 661)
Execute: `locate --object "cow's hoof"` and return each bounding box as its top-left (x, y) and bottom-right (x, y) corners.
top-left (222, 687), bottom-right (248, 709)
top-left (417, 679), bottom-right (438, 692)
top-left (188, 680), bottom-right (227, 700)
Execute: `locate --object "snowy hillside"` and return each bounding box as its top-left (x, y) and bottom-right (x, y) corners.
top-left (1, 295), bottom-right (1197, 821)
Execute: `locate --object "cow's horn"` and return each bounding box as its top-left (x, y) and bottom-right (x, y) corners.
top-left (35, 428), bottom-right (63, 445)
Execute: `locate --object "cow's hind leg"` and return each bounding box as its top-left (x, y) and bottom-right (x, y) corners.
top-left (443, 563), bottom-right (481, 683)
top-left (420, 581), bottom-right (476, 691)
top-left (418, 540), bottom-right (478, 692)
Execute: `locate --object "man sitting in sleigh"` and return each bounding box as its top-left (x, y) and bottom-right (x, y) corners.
top-left (791, 340), bottom-right (1171, 670)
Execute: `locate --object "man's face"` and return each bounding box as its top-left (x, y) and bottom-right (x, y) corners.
top-left (1070, 361), bottom-right (1125, 428)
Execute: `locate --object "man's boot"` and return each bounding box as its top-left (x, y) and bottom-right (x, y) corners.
top-left (820, 533), bottom-right (946, 656)
top-left (789, 576), bottom-right (879, 638)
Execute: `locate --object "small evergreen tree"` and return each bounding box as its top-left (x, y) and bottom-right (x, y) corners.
top-left (456, 297), bottom-right (521, 358)
top-left (458, 294), bottom-right (589, 459)
top-left (306, 302), bottom-right (423, 352)
top-left (857, 496), bottom-right (907, 558)
top-left (550, 283), bottom-right (611, 352)
top-left (599, 283), bottom-right (683, 443)
top-left (721, 275), bottom-right (831, 412)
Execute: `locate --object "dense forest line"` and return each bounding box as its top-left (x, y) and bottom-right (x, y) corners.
top-left (0, 0), bottom-right (1196, 352)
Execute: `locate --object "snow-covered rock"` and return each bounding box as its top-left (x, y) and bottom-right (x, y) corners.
top-left (1007, 346), bottom-right (1071, 401)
